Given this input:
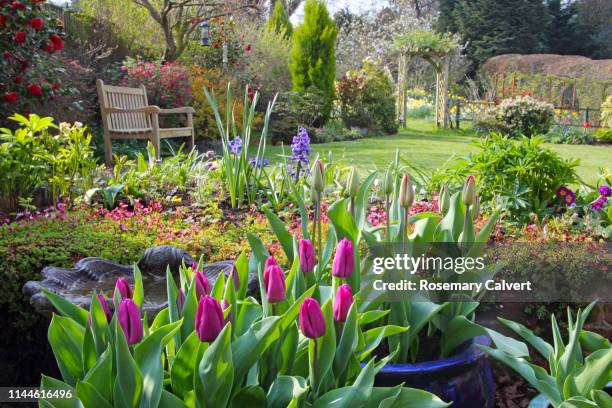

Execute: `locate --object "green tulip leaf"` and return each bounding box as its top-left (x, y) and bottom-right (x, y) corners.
top-left (42, 289), bottom-right (89, 327)
top-left (113, 321), bottom-right (143, 408)
top-left (76, 380), bottom-right (112, 408)
top-left (267, 376), bottom-right (309, 408)
top-left (48, 314), bottom-right (85, 387)
top-left (195, 324), bottom-right (233, 408)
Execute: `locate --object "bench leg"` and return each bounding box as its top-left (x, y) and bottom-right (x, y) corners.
top-left (151, 114), bottom-right (161, 161)
top-left (103, 129), bottom-right (112, 167)
top-left (187, 113), bottom-right (195, 152)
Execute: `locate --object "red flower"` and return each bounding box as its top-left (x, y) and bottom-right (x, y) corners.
top-left (27, 84), bottom-right (43, 97)
top-left (14, 76), bottom-right (23, 84)
top-left (3, 51), bottom-right (13, 60)
top-left (14, 31), bottom-right (27, 45)
top-left (53, 39), bottom-right (64, 50)
top-left (29, 18), bottom-right (43, 30)
top-left (245, 44), bottom-right (252, 52)
top-left (49, 34), bottom-right (62, 45)
top-left (0, 15), bottom-right (6, 26)
top-left (3, 92), bottom-right (19, 103)
top-left (19, 59), bottom-right (28, 69)
top-left (42, 41), bottom-right (55, 53)
top-left (51, 82), bottom-right (60, 90)
top-left (582, 121), bottom-right (593, 128)
top-left (11, 1), bottom-right (25, 10)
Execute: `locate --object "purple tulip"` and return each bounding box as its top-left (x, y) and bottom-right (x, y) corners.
top-left (264, 264), bottom-right (286, 304)
top-left (195, 271), bottom-right (211, 299)
top-left (195, 295), bottom-right (225, 342)
top-left (117, 299), bottom-right (143, 345)
top-left (265, 255), bottom-right (277, 270)
top-left (299, 297), bottom-right (326, 339)
top-left (333, 284), bottom-right (353, 323)
top-left (299, 239), bottom-right (316, 274)
top-left (97, 294), bottom-right (112, 322)
top-left (332, 238), bottom-right (354, 278)
top-left (229, 265), bottom-right (240, 289)
top-left (114, 277), bottom-right (132, 302)
top-left (177, 288), bottom-right (185, 311)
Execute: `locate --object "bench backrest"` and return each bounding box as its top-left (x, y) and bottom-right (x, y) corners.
top-left (96, 79), bottom-right (151, 131)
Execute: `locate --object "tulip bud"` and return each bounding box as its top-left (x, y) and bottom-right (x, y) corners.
top-left (264, 264), bottom-right (286, 303)
top-left (97, 294), bottom-right (112, 322)
top-left (346, 167), bottom-right (360, 198)
top-left (118, 299), bottom-right (143, 345)
top-left (299, 297), bottom-right (326, 339)
top-left (177, 288), bottom-right (185, 311)
top-left (439, 185), bottom-right (450, 214)
top-left (312, 159), bottom-right (325, 193)
top-left (298, 239), bottom-right (316, 274)
top-left (229, 265), bottom-right (240, 289)
top-left (472, 195), bottom-right (480, 221)
top-left (462, 176), bottom-right (477, 207)
top-left (195, 271), bottom-right (211, 299)
top-left (265, 255), bottom-right (277, 270)
top-left (114, 277), bottom-right (132, 305)
top-left (332, 238), bottom-right (354, 278)
top-left (195, 295), bottom-right (225, 342)
top-left (399, 174), bottom-right (414, 209)
top-left (382, 167), bottom-right (394, 196)
top-left (333, 284), bottom-right (353, 323)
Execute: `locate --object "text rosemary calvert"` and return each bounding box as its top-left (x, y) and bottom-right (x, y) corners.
top-left (371, 255), bottom-right (533, 292)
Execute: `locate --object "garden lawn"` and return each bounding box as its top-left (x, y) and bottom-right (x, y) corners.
top-left (265, 119), bottom-right (611, 185)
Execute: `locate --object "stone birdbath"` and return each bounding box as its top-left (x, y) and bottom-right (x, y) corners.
top-left (23, 245), bottom-right (258, 318)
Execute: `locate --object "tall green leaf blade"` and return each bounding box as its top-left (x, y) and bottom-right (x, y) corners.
top-left (48, 315), bottom-right (85, 387)
top-left (195, 324), bottom-right (233, 408)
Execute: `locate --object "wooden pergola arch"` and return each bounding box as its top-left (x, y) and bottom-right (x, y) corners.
top-left (394, 30), bottom-right (457, 128)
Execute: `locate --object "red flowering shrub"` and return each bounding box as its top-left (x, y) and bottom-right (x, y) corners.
top-left (113, 58), bottom-right (194, 109)
top-left (0, 0), bottom-right (65, 116)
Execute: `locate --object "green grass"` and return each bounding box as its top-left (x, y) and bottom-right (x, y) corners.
top-left (266, 119), bottom-right (610, 185)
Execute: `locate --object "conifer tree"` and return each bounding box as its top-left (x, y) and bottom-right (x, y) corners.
top-left (290, 0), bottom-right (337, 121)
top-left (267, 1), bottom-right (293, 39)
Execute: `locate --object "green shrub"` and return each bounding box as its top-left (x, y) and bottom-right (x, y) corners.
top-left (475, 96), bottom-right (554, 137)
top-left (431, 134), bottom-right (579, 220)
top-left (0, 114), bottom-right (98, 213)
top-left (335, 60), bottom-right (398, 134)
top-left (269, 89), bottom-right (327, 144)
top-left (595, 127), bottom-right (612, 143)
top-left (545, 125), bottom-right (597, 145)
top-left (600, 95), bottom-right (612, 128)
top-left (290, 0), bottom-right (337, 122)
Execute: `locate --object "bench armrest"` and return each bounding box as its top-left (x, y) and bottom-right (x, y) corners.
top-left (103, 106), bottom-right (161, 114)
top-left (158, 107), bottom-right (195, 115)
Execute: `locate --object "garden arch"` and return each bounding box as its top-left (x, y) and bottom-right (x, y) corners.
top-left (394, 30), bottom-right (457, 128)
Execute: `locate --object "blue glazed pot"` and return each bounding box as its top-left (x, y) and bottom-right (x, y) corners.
top-left (374, 335), bottom-right (495, 408)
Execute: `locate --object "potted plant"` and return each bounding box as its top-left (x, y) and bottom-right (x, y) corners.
top-left (254, 158), bottom-right (507, 407)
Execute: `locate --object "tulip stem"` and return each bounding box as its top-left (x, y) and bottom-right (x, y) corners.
top-left (349, 196), bottom-right (355, 219)
top-left (316, 192), bottom-right (322, 280)
top-left (310, 338), bottom-right (319, 399)
top-left (385, 194), bottom-right (391, 245)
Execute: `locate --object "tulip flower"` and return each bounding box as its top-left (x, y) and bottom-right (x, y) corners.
top-left (333, 284), bottom-right (353, 323)
top-left (462, 176), bottom-right (477, 207)
top-left (195, 295), bottom-right (225, 342)
top-left (118, 299), bottom-right (143, 345)
top-left (177, 288), bottom-right (185, 311)
top-left (383, 167), bottom-right (394, 196)
top-left (332, 238), bottom-right (354, 278)
top-left (346, 167), bottom-right (360, 198)
top-left (195, 271), bottom-right (211, 298)
top-left (299, 239), bottom-right (316, 274)
top-left (97, 294), bottom-right (112, 322)
top-left (312, 159), bottom-right (325, 194)
top-left (264, 264), bottom-right (286, 304)
top-left (114, 277), bottom-right (132, 302)
top-left (399, 174), bottom-right (414, 209)
top-left (299, 297), bottom-right (326, 339)
top-left (265, 255), bottom-right (278, 270)
top-left (229, 265), bottom-right (240, 289)
top-left (439, 185), bottom-right (450, 214)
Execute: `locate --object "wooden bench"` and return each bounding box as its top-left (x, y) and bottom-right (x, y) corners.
top-left (96, 79), bottom-right (195, 166)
